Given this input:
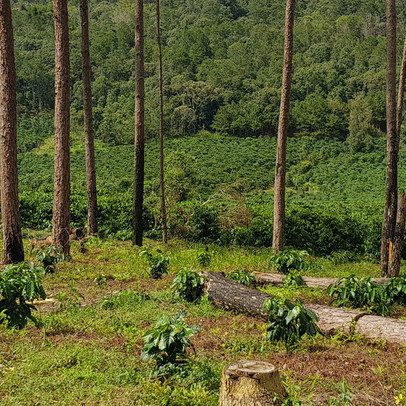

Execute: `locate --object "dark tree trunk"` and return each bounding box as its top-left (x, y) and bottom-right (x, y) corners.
top-left (133, 0), bottom-right (145, 246)
top-left (156, 0), bottom-right (167, 244)
top-left (396, 38), bottom-right (406, 136)
top-left (52, 0), bottom-right (71, 255)
top-left (381, 0), bottom-right (398, 277)
top-left (0, 0), bottom-right (24, 264)
top-left (388, 39), bottom-right (406, 277)
top-left (80, 0), bottom-right (98, 236)
top-left (272, 0), bottom-right (296, 253)
top-left (389, 192), bottom-right (406, 277)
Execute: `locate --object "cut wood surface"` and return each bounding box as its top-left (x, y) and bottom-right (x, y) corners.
top-left (219, 360), bottom-right (287, 406)
top-left (202, 272), bottom-right (406, 345)
top-left (255, 272), bottom-right (389, 289)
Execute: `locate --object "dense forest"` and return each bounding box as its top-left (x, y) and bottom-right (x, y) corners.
top-left (15, 0), bottom-right (406, 146)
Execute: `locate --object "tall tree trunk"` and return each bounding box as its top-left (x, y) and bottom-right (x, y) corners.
top-left (133, 0), bottom-right (145, 246)
top-left (272, 0), bottom-right (296, 253)
top-left (389, 192), bottom-right (406, 277)
top-left (0, 0), bottom-right (24, 264)
top-left (52, 0), bottom-right (71, 255)
top-left (156, 0), bottom-right (167, 244)
top-left (396, 38), bottom-right (406, 136)
top-left (389, 38), bottom-right (406, 277)
top-left (381, 0), bottom-right (398, 277)
top-left (80, 0), bottom-right (98, 236)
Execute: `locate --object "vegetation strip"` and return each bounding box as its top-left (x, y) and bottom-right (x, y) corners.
top-left (255, 272), bottom-right (389, 288)
top-left (203, 272), bottom-right (406, 345)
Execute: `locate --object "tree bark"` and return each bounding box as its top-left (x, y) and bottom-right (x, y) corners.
top-left (389, 191), bottom-right (406, 277)
top-left (202, 272), bottom-right (406, 344)
top-left (156, 0), bottom-right (167, 244)
top-left (80, 0), bottom-right (98, 236)
top-left (52, 0), bottom-right (71, 255)
top-left (273, 0), bottom-right (296, 253)
top-left (381, 0), bottom-right (398, 277)
top-left (219, 360), bottom-right (288, 406)
top-left (0, 0), bottom-right (24, 264)
top-left (133, 0), bottom-right (145, 246)
top-left (255, 273), bottom-right (389, 289)
top-left (396, 37), bottom-right (406, 136)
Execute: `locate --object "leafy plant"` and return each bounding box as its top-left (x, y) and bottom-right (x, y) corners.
top-left (284, 271), bottom-right (305, 288)
top-left (141, 312), bottom-right (201, 374)
top-left (197, 251), bottom-right (211, 267)
top-left (328, 380), bottom-right (353, 405)
top-left (263, 297), bottom-right (320, 349)
top-left (384, 276), bottom-right (406, 305)
top-left (327, 276), bottom-right (391, 316)
top-left (0, 263), bottom-right (46, 329)
top-left (269, 250), bottom-right (309, 275)
top-left (34, 245), bottom-right (67, 273)
top-left (140, 249), bottom-right (170, 279)
top-left (172, 268), bottom-right (205, 302)
top-left (229, 268), bottom-right (258, 287)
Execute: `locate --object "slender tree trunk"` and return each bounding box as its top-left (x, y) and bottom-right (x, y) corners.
top-left (396, 38), bottom-right (406, 136)
top-left (52, 0), bottom-right (71, 255)
top-left (388, 39), bottom-right (406, 277)
top-left (389, 192), bottom-right (406, 277)
top-left (80, 0), bottom-right (98, 236)
top-left (272, 0), bottom-right (296, 253)
top-left (133, 0), bottom-right (145, 246)
top-left (156, 0), bottom-right (167, 244)
top-left (381, 0), bottom-right (398, 277)
top-left (0, 0), bottom-right (24, 264)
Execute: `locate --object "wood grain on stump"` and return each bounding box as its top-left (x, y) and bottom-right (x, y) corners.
top-left (219, 360), bottom-right (288, 406)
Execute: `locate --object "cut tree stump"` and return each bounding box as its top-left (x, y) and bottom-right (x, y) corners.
top-left (219, 360), bottom-right (288, 406)
top-left (202, 272), bottom-right (406, 344)
top-left (255, 273), bottom-right (388, 289)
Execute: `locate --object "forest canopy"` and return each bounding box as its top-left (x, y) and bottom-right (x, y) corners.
top-left (13, 0), bottom-right (406, 149)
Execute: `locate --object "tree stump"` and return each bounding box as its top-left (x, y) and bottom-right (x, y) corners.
top-left (219, 360), bottom-right (288, 406)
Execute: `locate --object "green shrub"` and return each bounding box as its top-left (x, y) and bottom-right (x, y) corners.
top-left (140, 249), bottom-right (170, 279)
top-left (284, 271), bottom-right (305, 288)
top-left (172, 268), bottom-right (205, 302)
top-left (34, 245), bottom-right (68, 273)
top-left (327, 276), bottom-right (391, 316)
top-left (229, 268), bottom-right (258, 287)
top-left (0, 263), bottom-right (46, 329)
top-left (263, 297), bottom-right (320, 349)
top-left (383, 276), bottom-right (406, 305)
top-left (197, 251), bottom-right (212, 267)
top-left (141, 312), bottom-right (201, 374)
top-left (269, 250), bottom-right (309, 275)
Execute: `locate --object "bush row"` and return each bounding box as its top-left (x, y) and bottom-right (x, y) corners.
top-left (19, 192), bottom-right (385, 258)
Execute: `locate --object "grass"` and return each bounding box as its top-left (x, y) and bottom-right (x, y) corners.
top-left (0, 238), bottom-right (406, 405)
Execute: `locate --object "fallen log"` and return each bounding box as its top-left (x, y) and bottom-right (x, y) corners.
top-left (255, 273), bottom-right (388, 289)
top-left (202, 272), bottom-right (406, 345)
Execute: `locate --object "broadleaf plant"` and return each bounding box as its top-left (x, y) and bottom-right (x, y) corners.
top-left (172, 268), bottom-right (205, 302)
top-left (263, 297), bottom-right (320, 350)
top-left (0, 263), bottom-right (46, 329)
top-left (141, 312), bottom-right (201, 374)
